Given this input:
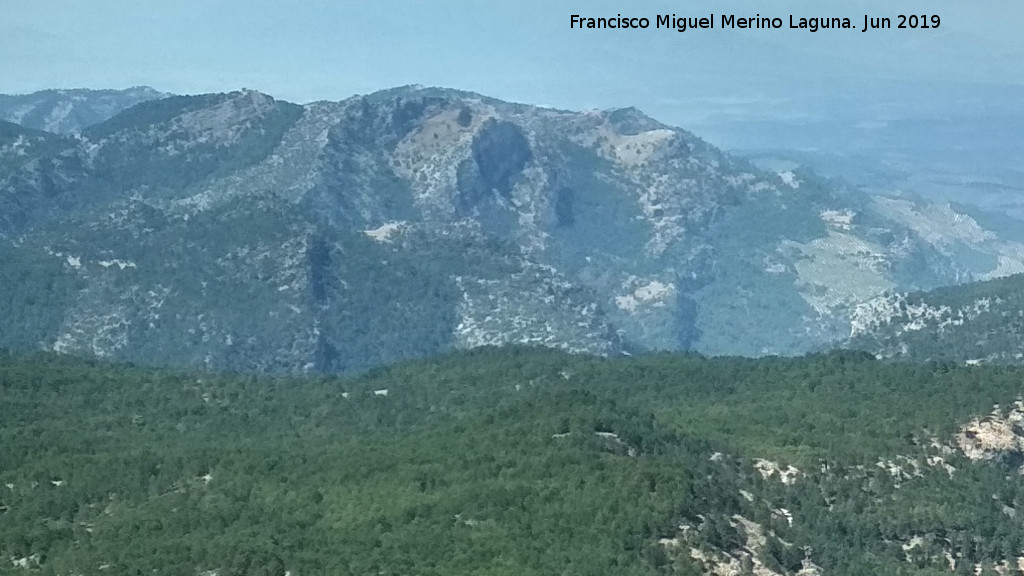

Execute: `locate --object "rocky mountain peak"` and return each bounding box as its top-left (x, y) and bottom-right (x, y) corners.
top-left (2, 86), bottom-right (1022, 372)
top-left (160, 90), bottom-right (280, 144)
top-left (602, 106), bottom-right (667, 135)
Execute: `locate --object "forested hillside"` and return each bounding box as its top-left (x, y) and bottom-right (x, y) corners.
top-left (4, 348), bottom-right (1024, 575)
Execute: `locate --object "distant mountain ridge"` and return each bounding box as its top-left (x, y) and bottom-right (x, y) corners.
top-left (1, 86), bottom-right (1022, 372)
top-left (0, 87), bottom-right (167, 134)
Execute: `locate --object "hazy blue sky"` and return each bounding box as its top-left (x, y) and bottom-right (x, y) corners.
top-left (3, 0), bottom-right (1022, 129)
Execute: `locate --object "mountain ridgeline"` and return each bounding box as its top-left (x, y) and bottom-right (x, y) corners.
top-left (846, 273), bottom-right (1024, 364)
top-left (2, 86), bottom-right (1023, 373)
top-left (0, 87), bottom-right (166, 134)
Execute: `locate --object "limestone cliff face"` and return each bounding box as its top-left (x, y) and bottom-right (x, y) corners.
top-left (0, 86), bottom-right (1017, 372)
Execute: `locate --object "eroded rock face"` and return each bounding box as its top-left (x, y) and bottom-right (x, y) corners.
top-left (468, 120), bottom-right (532, 198)
top-left (753, 459), bottom-right (802, 485)
top-left (661, 514), bottom-right (810, 576)
top-left (955, 402), bottom-right (1024, 463)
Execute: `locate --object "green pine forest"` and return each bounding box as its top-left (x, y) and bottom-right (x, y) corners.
top-left (3, 347), bottom-right (1024, 575)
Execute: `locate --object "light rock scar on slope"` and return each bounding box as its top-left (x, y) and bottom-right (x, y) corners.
top-left (955, 401), bottom-right (1024, 462)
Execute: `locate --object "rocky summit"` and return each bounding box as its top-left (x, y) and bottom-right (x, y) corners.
top-left (2, 86), bottom-right (1023, 372)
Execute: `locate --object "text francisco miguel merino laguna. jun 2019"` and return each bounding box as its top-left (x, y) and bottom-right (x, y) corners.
top-left (569, 13), bottom-right (942, 33)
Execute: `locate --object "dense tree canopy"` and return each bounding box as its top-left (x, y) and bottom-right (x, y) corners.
top-left (2, 347), bottom-right (1024, 575)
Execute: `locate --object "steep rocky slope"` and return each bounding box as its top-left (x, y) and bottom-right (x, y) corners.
top-left (1, 86), bottom-right (1020, 371)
